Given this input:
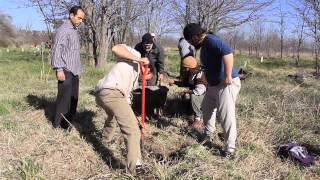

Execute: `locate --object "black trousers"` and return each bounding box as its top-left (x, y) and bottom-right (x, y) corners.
top-left (54, 70), bottom-right (79, 128)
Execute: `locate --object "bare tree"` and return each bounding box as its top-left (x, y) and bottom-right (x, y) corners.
top-left (79, 0), bottom-right (122, 67)
top-left (291, 14), bottom-right (306, 66)
top-left (111, 0), bottom-right (148, 44)
top-left (28, 0), bottom-right (69, 42)
top-left (263, 29), bottom-right (279, 58)
top-left (251, 21), bottom-right (264, 57)
top-left (288, 2), bottom-right (307, 66)
top-left (171, 0), bottom-right (193, 29)
top-left (272, 6), bottom-right (287, 59)
top-left (295, 0), bottom-right (320, 74)
top-left (132, 0), bottom-right (177, 42)
top-left (29, 0), bottom-right (155, 67)
top-left (172, 0), bottom-right (274, 33)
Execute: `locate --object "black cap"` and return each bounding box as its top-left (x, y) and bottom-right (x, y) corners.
top-left (142, 33), bottom-right (154, 44)
top-left (183, 23), bottom-right (204, 41)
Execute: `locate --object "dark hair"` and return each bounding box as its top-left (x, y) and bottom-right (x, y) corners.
top-left (142, 33), bottom-right (154, 44)
top-left (183, 23), bottom-right (205, 41)
top-left (69, 6), bottom-right (83, 16)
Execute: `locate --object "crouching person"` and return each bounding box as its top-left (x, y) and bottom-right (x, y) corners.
top-left (95, 44), bottom-right (149, 175)
top-left (182, 56), bottom-right (208, 129)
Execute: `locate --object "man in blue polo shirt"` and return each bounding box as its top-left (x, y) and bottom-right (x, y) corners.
top-left (183, 23), bottom-right (241, 158)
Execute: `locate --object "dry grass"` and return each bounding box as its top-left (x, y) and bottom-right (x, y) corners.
top-left (0, 48), bottom-right (319, 179)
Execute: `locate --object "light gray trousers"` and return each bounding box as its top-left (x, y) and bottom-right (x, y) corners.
top-left (201, 77), bottom-right (241, 150)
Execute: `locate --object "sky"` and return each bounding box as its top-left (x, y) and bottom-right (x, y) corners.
top-left (0, 0), bottom-right (299, 33)
top-left (0, 0), bottom-right (47, 30)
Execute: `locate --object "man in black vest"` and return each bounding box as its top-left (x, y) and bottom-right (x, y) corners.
top-left (135, 33), bottom-right (165, 86)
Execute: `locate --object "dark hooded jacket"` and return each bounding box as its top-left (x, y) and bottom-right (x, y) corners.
top-left (134, 42), bottom-right (165, 75)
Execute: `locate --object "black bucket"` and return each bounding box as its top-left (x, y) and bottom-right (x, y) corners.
top-left (132, 86), bottom-right (169, 116)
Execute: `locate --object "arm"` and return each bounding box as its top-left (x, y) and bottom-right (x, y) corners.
top-left (112, 44), bottom-right (149, 65)
top-left (193, 84), bottom-right (206, 95)
top-left (223, 53), bottom-right (234, 85)
top-left (157, 44), bottom-right (165, 80)
top-left (179, 38), bottom-right (194, 58)
top-left (51, 31), bottom-right (67, 81)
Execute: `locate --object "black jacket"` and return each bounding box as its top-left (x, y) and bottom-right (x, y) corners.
top-left (134, 42), bottom-right (165, 74)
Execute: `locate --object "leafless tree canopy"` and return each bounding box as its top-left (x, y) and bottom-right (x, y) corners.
top-left (29, 0), bottom-right (161, 67)
top-left (293, 0), bottom-right (320, 73)
top-left (172, 0), bottom-right (274, 33)
top-left (23, 0), bottom-right (319, 72)
top-left (132, 0), bottom-right (178, 42)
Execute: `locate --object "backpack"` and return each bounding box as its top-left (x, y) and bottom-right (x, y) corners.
top-left (278, 143), bottom-right (315, 167)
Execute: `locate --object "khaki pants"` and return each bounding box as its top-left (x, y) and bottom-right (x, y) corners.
top-left (202, 77), bottom-right (241, 151)
top-left (96, 89), bottom-right (141, 173)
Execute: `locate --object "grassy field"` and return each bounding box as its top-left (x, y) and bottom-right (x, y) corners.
top-left (0, 48), bottom-right (319, 179)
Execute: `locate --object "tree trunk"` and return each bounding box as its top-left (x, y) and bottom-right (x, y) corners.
top-left (280, 33), bottom-right (283, 59)
top-left (96, 23), bottom-right (107, 67)
top-left (316, 46), bottom-right (319, 75)
top-left (92, 29), bottom-right (99, 66)
top-left (185, 0), bottom-right (191, 24)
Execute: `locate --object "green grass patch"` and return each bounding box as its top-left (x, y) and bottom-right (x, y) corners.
top-left (0, 104), bottom-right (9, 116)
top-left (18, 159), bottom-right (43, 180)
top-left (315, 167), bottom-right (320, 176)
top-left (275, 126), bottom-right (304, 144)
top-left (165, 50), bottom-right (181, 74)
top-left (184, 144), bottom-right (210, 160)
top-left (226, 163), bottom-right (246, 180)
top-left (0, 48), bottom-right (319, 179)
top-left (0, 120), bottom-right (17, 130)
top-left (286, 166), bottom-right (304, 180)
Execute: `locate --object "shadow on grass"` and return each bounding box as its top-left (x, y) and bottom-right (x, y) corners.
top-left (145, 144), bottom-right (189, 165)
top-left (25, 94), bottom-right (126, 170)
top-left (74, 110), bottom-right (126, 170)
top-left (182, 127), bottom-right (223, 156)
top-left (26, 94), bottom-right (55, 125)
top-left (302, 143), bottom-right (320, 156)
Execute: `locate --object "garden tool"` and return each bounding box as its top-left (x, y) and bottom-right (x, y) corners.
top-left (139, 62), bottom-right (149, 150)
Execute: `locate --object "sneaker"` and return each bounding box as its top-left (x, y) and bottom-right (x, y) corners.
top-left (135, 165), bottom-right (145, 175)
top-left (223, 151), bottom-right (235, 159)
top-left (222, 148), bottom-right (236, 159)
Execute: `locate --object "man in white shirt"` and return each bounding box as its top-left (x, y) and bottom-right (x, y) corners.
top-left (95, 44), bottom-right (150, 175)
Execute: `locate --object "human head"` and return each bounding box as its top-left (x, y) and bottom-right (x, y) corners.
top-left (141, 66), bottom-right (153, 80)
top-left (183, 23), bottom-right (206, 49)
top-left (142, 33), bottom-right (154, 51)
top-left (69, 6), bottom-right (85, 27)
top-left (182, 56), bottom-right (197, 69)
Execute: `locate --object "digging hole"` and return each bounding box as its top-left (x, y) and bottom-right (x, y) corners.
top-left (145, 145), bottom-right (189, 165)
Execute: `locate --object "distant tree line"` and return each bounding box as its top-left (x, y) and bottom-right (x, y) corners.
top-left (0, 12), bottom-right (49, 48)
top-left (1, 0), bottom-right (319, 73)
top-left (26, 0), bottom-right (272, 67)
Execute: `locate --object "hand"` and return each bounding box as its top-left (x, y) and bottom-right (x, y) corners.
top-left (168, 79), bottom-right (175, 86)
top-left (145, 72), bottom-right (153, 80)
top-left (183, 89), bottom-right (193, 94)
top-left (139, 57), bottom-right (149, 65)
top-left (224, 75), bottom-right (232, 85)
top-left (158, 73), bottom-right (164, 81)
top-left (56, 71), bottom-right (65, 81)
